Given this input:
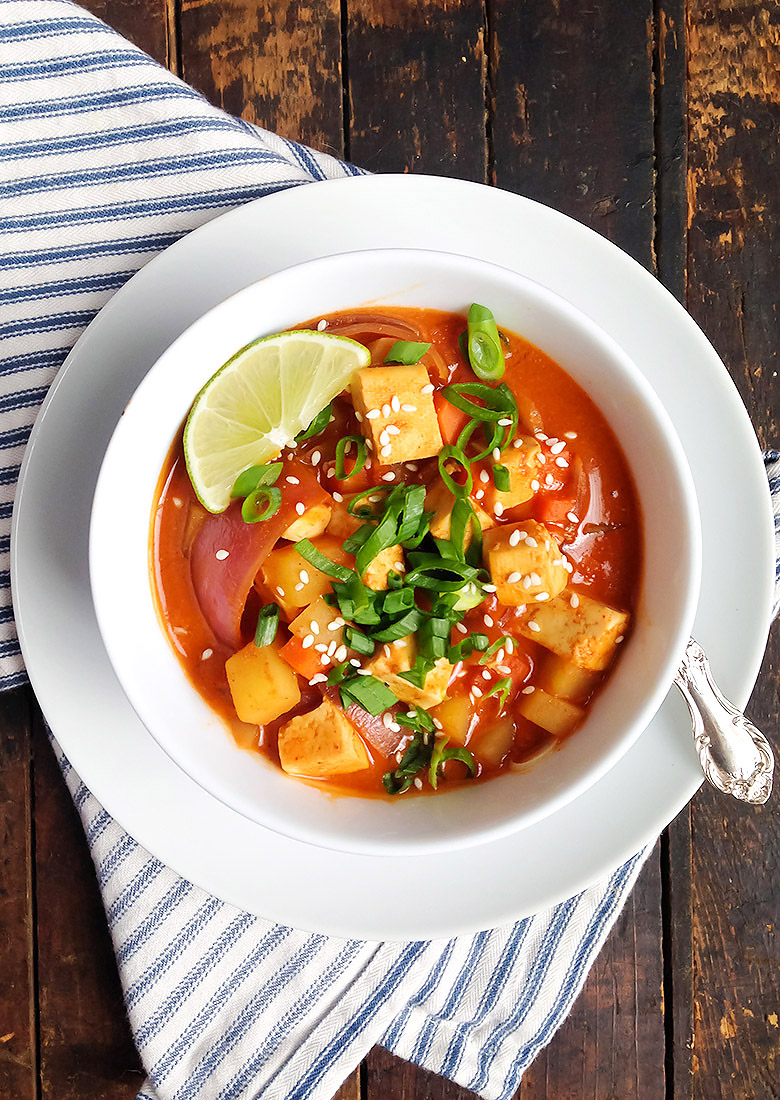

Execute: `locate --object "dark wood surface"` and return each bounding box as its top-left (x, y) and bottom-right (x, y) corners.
top-left (1, 2), bottom-right (778, 1097)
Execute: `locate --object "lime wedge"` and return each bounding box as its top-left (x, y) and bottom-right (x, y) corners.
top-left (183, 330), bottom-right (370, 512)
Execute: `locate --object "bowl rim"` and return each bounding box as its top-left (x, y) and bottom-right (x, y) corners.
top-left (89, 245), bottom-right (703, 856)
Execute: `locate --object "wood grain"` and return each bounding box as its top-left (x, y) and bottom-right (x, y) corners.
top-left (685, 2), bottom-right (780, 1098)
top-left (178, 0), bottom-right (344, 155)
top-left (33, 718), bottom-right (144, 1100)
top-left (78, 0), bottom-right (172, 66)
top-left (345, 0), bottom-right (487, 177)
top-left (0, 688), bottom-right (36, 1100)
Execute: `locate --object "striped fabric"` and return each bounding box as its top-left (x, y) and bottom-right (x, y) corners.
top-left (2, 4), bottom-right (778, 1099)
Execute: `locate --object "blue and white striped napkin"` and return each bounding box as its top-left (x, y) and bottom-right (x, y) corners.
top-left (3, 4), bottom-right (778, 1099)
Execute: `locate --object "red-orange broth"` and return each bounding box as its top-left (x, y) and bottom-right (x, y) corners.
top-left (151, 307), bottom-right (642, 797)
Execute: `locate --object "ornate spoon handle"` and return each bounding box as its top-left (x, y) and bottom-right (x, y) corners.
top-left (674, 637), bottom-right (774, 805)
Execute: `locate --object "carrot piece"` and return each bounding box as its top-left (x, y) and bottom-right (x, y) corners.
top-left (278, 635), bottom-right (326, 680)
top-left (434, 392), bottom-right (469, 446)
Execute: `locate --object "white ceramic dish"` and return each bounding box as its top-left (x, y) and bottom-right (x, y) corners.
top-left (89, 248), bottom-right (701, 856)
top-left (12, 175), bottom-right (774, 938)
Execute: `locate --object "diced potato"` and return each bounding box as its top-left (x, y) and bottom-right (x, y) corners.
top-left (515, 592), bottom-right (630, 671)
top-left (351, 364), bottom-right (443, 465)
top-left (363, 544), bottom-right (404, 590)
top-left (518, 688), bottom-right (584, 738)
top-left (430, 693), bottom-right (474, 745)
top-left (482, 519), bottom-right (569, 607)
top-left (480, 436), bottom-right (542, 512)
top-left (225, 640), bottom-right (301, 725)
top-left (367, 636), bottom-right (452, 709)
top-left (537, 651), bottom-right (600, 703)
top-left (425, 481), bottom-right (495, 546)
top-left (288, 596), bottom-right (344, 644)
top-left (261, 535), bottom-right (351, 618)
top-left (282, 501), bottom-right (332, 542)
top-left (326, 497), bottom-right (362, 540)
top-left (278, 698), bottom-right (370, 777)
top-left (279, 598), bottom-right (347, 679)
top-left (474, 716), bottom-right (515, 766)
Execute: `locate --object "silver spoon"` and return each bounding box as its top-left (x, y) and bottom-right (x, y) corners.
top-left (674, 637), bottom-right (774, 804)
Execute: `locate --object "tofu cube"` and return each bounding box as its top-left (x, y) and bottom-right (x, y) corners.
top-left (537, 651), bottom-right (600, 704)
top-left (518, 688), bottom-right (584, 738)
top-left (425, 481), bottom-right (495, 547)
top-left (482, 520), bottom-right (569, 607)
top-left (326, 497), bottom-right (362, 540)
top-left (351, 364), bottom-right (443, 465)
top-left (261, 534), bottom-right (351, 618)
top-left (481, 436), bottom-right (542, 512)
top-left (225, 641), bottom-right (301, 725)
top-left (367, 636), bottom-right (452, 709)
top-left (515, 591), bottom-right (630, 670)
top-left (278, 698), bottom-right (370, 777)
top-left (282, 500), bottom-right (332, 542)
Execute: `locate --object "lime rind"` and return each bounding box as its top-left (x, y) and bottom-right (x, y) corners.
top-left (183, 330), bottom-right (370, 513)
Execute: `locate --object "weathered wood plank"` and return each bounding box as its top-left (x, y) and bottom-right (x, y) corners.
top-left (178, 0), bottom-right (344, 155)
top-left (78, 0), bottom-right (172, 66)
top-left (33, 717), bottom-right (144, 1100)
top-left (0, 687), bottom-right (37, 1100)
top-left (520, 844), bottom-right (665, 1099)
top-left (345, 0), bottom-right (487, 177)
top-left (685, 2), bottom-right (780, 1098)
top-left (490, 0), bottom-right (656, 267)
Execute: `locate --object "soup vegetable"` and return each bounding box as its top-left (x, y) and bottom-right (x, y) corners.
top-left (151, 305), bottom-right (641, 797)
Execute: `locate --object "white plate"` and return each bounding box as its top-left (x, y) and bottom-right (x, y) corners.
top-left (12, 175), bottom-right (775, 940)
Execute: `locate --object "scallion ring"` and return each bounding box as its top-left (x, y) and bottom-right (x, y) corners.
top-left (334, 435), bottom-right (367, 481)
top-left (241, 485), bottom-right (282, 524)
top-left (438, 444), bottom-right (473, 499)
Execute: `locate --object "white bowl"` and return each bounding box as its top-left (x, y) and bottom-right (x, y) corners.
top-left (89, 248), bottom-right (701, 856)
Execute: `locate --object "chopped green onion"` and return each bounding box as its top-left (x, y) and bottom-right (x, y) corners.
top-left (346, 485), bottom-right (393, 517)
top-left (449, 496), bottom-right (475, 558)
top-left (384, 341), bottom-right (431, 365)
top-left (484, 675), bottom-right (512, 709)
top-left (438, 444), bottom-right (473, 499)
top-left (396, 706), bottom-right (435, 734)
top-left (334, 435), bottom-right (367, 481)
top-left (340, 674), bottom-right (398, 716)
top-left (404, 553), bottom-right (478, 592)
top-left (294, 538), bottom-right (354, 582)
top-left (296, 401), bottom-right (333, 441)
top-left (241, 485), bottom-right (282, 524)
top-left (383, 587), bottom-right (415, 615)
top-left (343, 624), bottom-right (375, 656)
top-left (382, 726), bottom-right (435, 795)
top-left (442, 382), bottom-right (510, 422)
top-left (341, 525), bottom-right (373, 555)
top-left (254, 603), bottom-right (279, 647)
top-left (429, 737), bottom-right (476, 789)
top-left (355, 502), bottom-right (402, 576)
top-left (231, 461), bottom-right (283, 499)
top-left (371, 608), bottom-right (424, 643)
top-left (326, 661), bottom-right (349, 685)
top-left (399, 655), bottom-right (434, 688)
top-left (448, 632), bottom-right (489, 661)
top-left (466, 303), bottom-right (505, 381)
top-left (492, 464), bottom-right (510, 492)
top-left (396, 484), bottom-right (426, 542)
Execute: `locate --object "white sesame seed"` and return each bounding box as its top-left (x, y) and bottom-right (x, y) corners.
top-left (522, 685), bottom-right (535, 694)
top-left (382, 712), bottom-right (393, 728)
top-left (456, 622), bottom-right (468, 635)
top-left (314, 643), bottom-right (328, 653)
top-left (276, 586), bottom-right (286, 596)
top-left (406, 462), bottom-right (419, 471)
top-left (567, 511), bottom-right (579, 523)
top-left (383, 645), bottom-right (391, 657)
top-left (525, 536), bottom-right (538, 548)
top-left (382, 403), bottom-right (392, 417)
top-left (472, 685), bottom-right (483, 698)
top-left (302, 634), bottom-right (314, 649)
top-left (530, 572), bottom-right (541, 585)
top-left (497, 664), bottom-right (512, 675)
top-left (381, 445), bottom-right (392, 457)
top-left (536, 591), bottom-right (550, 601)
top-left (483, 614), bottom-right (494, 628)
top-left (475, 489), bottom-right (485, 500)
top-left (332, 617), bottom-right (346, 628)
top-left (528, 621), bottom-right (541, 632)
top-left (391, 395), bottom-right (401, 413)
top-left (366, 408), bottom-right (380, 419)
top-left (494, 502), bottom-right (504, 516)
top-left (379, 430), bottom-right (390, 446)
top-left (555, 457), bottom-right (569, 468)
top-left (522, 576), bottom-right (532, 589)
top-left (433, 717), bottom-right (443, 731)
top-left (505, 638), bottom-right (514, 654)
top-left (414, 777), bottom-right (424, 789)
top-left (390, 721), bottom-right (401, 733)
top-left (513, 439), bottom-right (524, 448)
top-left (355, 411), bottom-right (363, 423)
top-left (386, 424), bottom-right (401, 435)
top-left (545, 473), bottom-right (555, 487)
top-left (295, 502), bottom-right (305, 515)
top-left (295, 582), bottom-right (304, 591)
top-left (201, 648), bottom-right (213, 660)
top-left (327, 640), bottom-right (337, 656)
top-left (317, 319), bottom-right (327, 331)
top-left (497, 417), bottom-right (512, 427)
top-left (550, 440), bottom-right (566, 454)
top-left (311, 450), bottom-right (321, 465)
top-left (172, 496), bottom-right (183, 508)
top-left (215, 549), bottom-right (229, 560)
top-left (382, 472), bottom-right (396, 481)
top-left (299, 569), bottom-right (309, 583)
top-left (393, 638), bottom-right (406, 647)
top-left (421, 383), bottom-right (434, 394)
top-left (334, 645), bottom-right (348, 663)
top-left (482, 670), bottom-right (492, 681)
top-left (310, 673), bottom-right (327, 684)
top-left (393, 561), bottom-right (404, 571)
top-left (469, 694), bottom-right (476, 705)
top-left (480, 469), bottom-right (490, 484)
top-left (287, 441), bottom-right (297, 450)
top-left (401, 404), bottom-right (417, 413)
top-left (355, 667), bottom-right (372, 675)
top-left (509, 529), bottom-right (521, 547)
top-left (349, 658), bottom-right (361, 667)
top-left (531, 479), bottom-right (540, 492)
top-left (333, 491), bottom-right (343, 502)
top-left (492, 447), bottom-right (501, 462)
top-left (570, 593), bottom-right (580, 608)
top-left (321, 653), bottom-right (331, 664)
top-left (564, 431), bottom-right (578, 439)
top-left (496, 648), bottom-right (505, 664)
top-left (538, 453), bottom-right (547, 463)
top-left (285, 476), bottom-right (301, 487)
top-left (483, 583), bottom-right (497, 592)
top-left (616, 635), bottom-right (625, 644)
top-left (327, 467), bottom-right (336, 478)
top-left (536, 432), bottom-right (548, 441)
top-left (310, 621), bottom-right (320, 635)
top-left (507, 571), bottom-right (522, 584)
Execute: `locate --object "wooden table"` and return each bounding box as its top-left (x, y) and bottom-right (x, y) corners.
top-left (2, 2), bottom-right (778, 1097)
